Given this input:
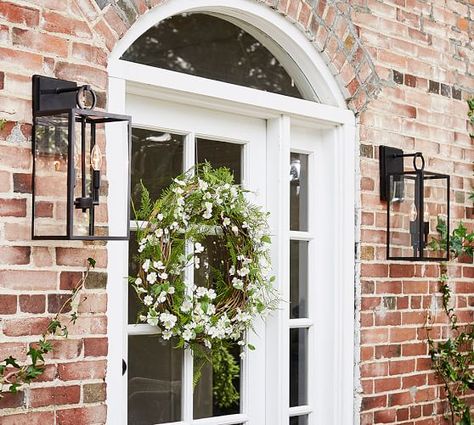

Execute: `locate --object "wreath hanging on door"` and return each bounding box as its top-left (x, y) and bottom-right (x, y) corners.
top-left (131, 163), bottom-right (278, 408)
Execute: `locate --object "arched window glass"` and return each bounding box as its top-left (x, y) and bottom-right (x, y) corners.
top-left (121, 13), bottom-right (306, 99)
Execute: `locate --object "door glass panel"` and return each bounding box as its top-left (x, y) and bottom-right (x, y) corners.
top-left (290, 415), bottom-right (309, 425)
top-left (128, 335), bottom-right (183, 424)
top-left (289, 240), bottom-right (308, 319)
top-left (290, 153), bottom-right (308, 231)
top-left (289, 328), bottom-right (308, 407)
top-left (196, 138), bottom-right (242, 184)
top-left (131, 128), bottom-right (184, 217)
top-left (122, 13), bottom-right (304, 99)
top-left (193, 342), bottom-right (241, 419)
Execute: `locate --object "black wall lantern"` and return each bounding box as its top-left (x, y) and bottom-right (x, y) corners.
top-left (379, 145), bottom-right (450, 261)
top-left (32, 75), bottom-right (131, 240)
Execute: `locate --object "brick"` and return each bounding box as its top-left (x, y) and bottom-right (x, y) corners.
top-left (0, 198), bottom-right (27, 216)
top-left (56, 405), bottom-right (107, 425)
top-left (0, 270), bottom-right (57, 290)
top-left (0, 294), bottom-right (16, 314)
top-left (42, 11), bottom-right (92, 38)
top-left (78, 292), bottom-right (107, 313)
top-left (60, 271), bottom-right (83, 290)
top-left (84, 337), bottom-right (108, 357)
top-left (0, 47), bottom-right (43, 73)
top-left (49, 339), bottom-right (83, 359)
top-left (12, 28), bottom-right (68, 56)
top-left (58, 359), bottom-right (107, 380)
top-left (19, 294), bottom-right (45, 313)
top-left (428, 80), bottom-right (439, 94)
top-left (13, 173), bottom-right (31, 193)
top-left (0, 411), bottom-right (55, 425)
top-left (0, 245), bottom-right (30, 264)
top-left (71, 42), bottom-right (108, 67)
top-left (0, 146), bottom-right (31, 169)
top-left (0, 2), bottom-right (40, 27)
top-left (404, 74), bottom-right (416, 87)
top-left (83, 382), bottom-right (106, 403)
top-left (30, 385), bottom-right (80, 408)
top-left (31, 246), bottom-right (53, 267)
top-left (56, 247), bottom-right (107, 268)
top-left (34, 201), bottom-right (54, 218)
top-left (48, 293), bottom-right (72, 314)
top-left (0, 391), bottom-right (24, 409)
top-left (3, 317), bottom-right (51, 336)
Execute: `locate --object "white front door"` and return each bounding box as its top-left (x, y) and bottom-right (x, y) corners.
top-left (124, 94), bottom-right (267, 425)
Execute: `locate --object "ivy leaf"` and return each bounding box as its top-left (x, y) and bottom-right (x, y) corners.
top-left (27, 347), bottom-right (45, 366)
top-left (4, 356), bottom-right (20, 369)
top-left (47, 319), bottom-right (61, 335)
top-left (87, 257), bottom-right (96, 268)
top-left (9, 383), bottom-right (20, 393)
top-left (247, 344), bottom-right (256, 351)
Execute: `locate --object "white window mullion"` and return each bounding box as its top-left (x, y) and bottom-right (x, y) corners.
top-left (265, 115), bottom-right (291, 425)
top-left (182, 132), bottom-right (196, 423)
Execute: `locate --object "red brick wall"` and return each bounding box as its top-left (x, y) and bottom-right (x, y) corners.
top-left (0, 0), bottom-right (472, 424)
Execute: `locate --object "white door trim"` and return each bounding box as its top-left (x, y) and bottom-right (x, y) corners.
top-left (106, 2), bottom-right (356, 423)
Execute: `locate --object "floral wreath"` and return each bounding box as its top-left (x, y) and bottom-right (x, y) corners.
top-left (131, 163), bottom-right (277, 407)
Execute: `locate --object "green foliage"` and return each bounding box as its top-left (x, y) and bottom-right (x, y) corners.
top-left (0, 259), bottom-right (94, 396)
top-left (428, 217), bottom-right (474, 424)
top-left (0, 119), bottom-right (6, 131)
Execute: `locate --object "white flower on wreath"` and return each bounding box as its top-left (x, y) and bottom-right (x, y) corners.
top-left (196, 286), bottom-right (207, 298)
top-left (194, 256), bottom-right (200, 269)
top-left (135, 277), bottom-right (143, 286)
top-left (157, 291), bottom-right (167, 304)
top-left (182, 328), bottom-right (196, 341)
top-left (153, 260), bottom-right (165, 270)
top-left (154, 228), bottom-right (163, 238)
top-left (198, 178), bottom-right (208, 191)
top-left (146, 314), bottom-right (159, 327)
top-left (222, 217), bottom-right (231, 226)
top-left (172, 186), bottom-right (184, 195)
top-left (174, 178), bottom-right (186, 186)
top-left (142, 259), bottom-right (151, 272)
top-left (157, 213), bottom-right (164, 221)
top-left (237, 267), bottom-right (250, 277)
top-left (231, 225), bottom-right (239, 235)
top-left (143, 295), bottom-right (153, 306)
top-left (162, 330), bottom-right (173, 340)
top-left (147, 272), bottom-right (157, 284)
top-left (181, 299), bottom-right (193, 313)
top-left (232, 277), bottom-right (244, 290)
top-left (167, 286), bottom-right (175, 295)
top-left (159, 272), bottom-right (168, 280)
top-left (160, 312), bottom-right (177, 329)
top-left (194, 242), bottom-right (204, 253)
top-left (206, 304), bottom-right (216, 315)
top-left (207, 288), bottom-right (217, 300)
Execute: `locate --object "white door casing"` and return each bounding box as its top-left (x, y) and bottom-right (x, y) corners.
top-left (106, 1), bottom-right (356, 424)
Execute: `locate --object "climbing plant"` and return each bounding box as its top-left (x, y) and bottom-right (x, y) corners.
top-left (0, 258), bottom-right (95, 396)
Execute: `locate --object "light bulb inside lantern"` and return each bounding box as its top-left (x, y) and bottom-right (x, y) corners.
top-left (409, 203), bottom-right (417, 221)
top-left (90, 144), bottom-right (102, 171)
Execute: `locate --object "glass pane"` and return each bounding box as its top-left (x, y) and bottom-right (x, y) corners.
top-left (290, 415), bottom-right (309, 425)
top-left (122, 13), bottom-right (303, 99)
top-left (290, 240), bottom-right (308, 319)
top-left (289, 328), bottom-right (308, 407)
top-left (128, 335), bottom-right (182, 424)
top-left (290, 153), bottom-right (308, 231)
top-left (196, 138), bottom-right (242, 184)
top-left (131, 128), bottom-right (184, 215)
top-left (193, 343), bottom-right (241, 419)
top-left (33, 114), bottom-right (69, 237)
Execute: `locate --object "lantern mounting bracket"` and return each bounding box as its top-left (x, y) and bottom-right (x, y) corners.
top-left (32, 75), bottom-right (97, 115)
top-left (379, 145), bottom-right (404, 201)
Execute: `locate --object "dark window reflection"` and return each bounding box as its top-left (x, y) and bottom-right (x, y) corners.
top-left (193, 343), bottom-right (241, 419)
top-left (290, 240), bottom-right (308, 319)
top-left (128, 335), bottom-right (182, 424)
top-left (289, 329), bottom-right (308, 407)
top-left (131, 128), bottom-right (184, 217)
top-left (290, 153), bottom-right (308, 231)
top-left (122, 13), bottom-right (303, 98)
top-left (197, 138), bottom-right (242, 184)
top-left (290, 415), bottom-right (309, 425)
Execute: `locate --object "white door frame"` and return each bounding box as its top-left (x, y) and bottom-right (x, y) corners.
top-left (106, 2), bottom-right (356, 424)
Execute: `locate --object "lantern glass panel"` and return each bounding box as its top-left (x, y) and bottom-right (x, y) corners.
top-left (33, 113), bottom-right (70, 238)
top-left (388, 173), bottom-right (449, 260)
top-left (422, 174), bottom-right (449, 259)
top-left (71, 114), bottom-right (130, 239)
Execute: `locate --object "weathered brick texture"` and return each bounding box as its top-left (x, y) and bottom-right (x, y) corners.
top-left (0, 0), bottom-right (472, 424)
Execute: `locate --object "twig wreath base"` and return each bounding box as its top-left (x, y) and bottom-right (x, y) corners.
top-left (131, 164), bottom-right (277, 407)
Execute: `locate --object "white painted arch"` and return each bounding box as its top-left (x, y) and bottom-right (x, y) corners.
top-left (108, 0), bottom-right (347, 108)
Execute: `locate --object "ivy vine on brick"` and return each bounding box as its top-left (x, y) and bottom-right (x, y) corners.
top-left (0, 258), bottom-right (95, 396)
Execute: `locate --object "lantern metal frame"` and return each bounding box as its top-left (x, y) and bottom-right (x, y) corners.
top-left (379, 145), bottom-right (450, 262)
top-left (32, 75), bottom-right (132, 241)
